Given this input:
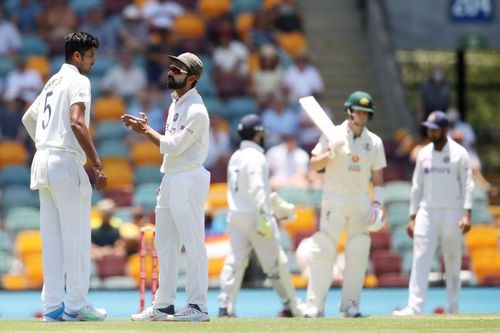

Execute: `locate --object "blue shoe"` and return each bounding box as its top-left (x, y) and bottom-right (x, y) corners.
top-left (62, 304), bottom-right (107, 321)
top-left (43, 303), bottom-right (64, 322)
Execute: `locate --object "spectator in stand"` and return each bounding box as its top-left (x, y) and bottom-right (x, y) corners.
top-left (9, 0), bottom-right (41, 33)
top-left (249, 44), bottom-right (284, 109)
top-left (281, 49), bottom-right (324, 104)
top-left (271, 0), bottom-right (303, 32)
top-left (91, 199), bottom-right (126, 262)
top-left (384, 128), bottom-right (417, 181)
top-left (79, 6), bottom-right (117, 58)
top-left (100, 48), bottom-right (147, 102)
top-left (261, 94), bottom-right (299, 146)
top-left (419, 65), bottom-right (452, 124)
top-left (0, 95), bottom-right (26, 141)
top-left (245, 9), bottom-right (276, 52)
top-left (37, 0), bottom-right (77, 39)
top-left (117, 5), bottom-right (148, 54)
top-left (452, 128), bottom-right (498, 196)
top-left (204, 114), bottom-right (231, 183)
top-left (266, 134), bottom-right (310, 190)
top-left (447, 107), bottom-right (476, 152)
top-left (127, 88), bottom-right (165, 134)
top-left (119, 206), bottom-right (154, 256)
top-left (3, 56), bottom-right (44, 104)
top-left (213, 20), bottom-right (250, 100)
top-left (145, 25), bottom-right (173, 86)
top-left (142, 0), bottom-right (184, 31)
top-left (0, 6), bottom-right (21, 57)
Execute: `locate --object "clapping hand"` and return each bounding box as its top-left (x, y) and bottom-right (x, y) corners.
top-left (121, 112), bottom-right (149, 135)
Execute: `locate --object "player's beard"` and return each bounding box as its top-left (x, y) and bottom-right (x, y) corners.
top-left (431, 131), bottom-right (447, 146)
top-left (167, 75), bottom-right (188, 89)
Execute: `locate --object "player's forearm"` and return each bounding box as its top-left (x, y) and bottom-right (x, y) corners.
top-left (144, 127), bottom-right (161, 147)
top-left (71, 121), bottom-right (101, 167)
top-left (21, 112), bottom-right (36, 141)
top-left (310, 152), bottom-right (329, 172)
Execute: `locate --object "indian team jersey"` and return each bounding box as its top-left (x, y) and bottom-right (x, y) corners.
top-left (26, 64), bottom-right (91, 164)
top-left (312, 120), bottom-right (386, 195)
top-left (227, 140), bottom-right (273, 216)
top-left (409, 138), bottom-right (474, 214)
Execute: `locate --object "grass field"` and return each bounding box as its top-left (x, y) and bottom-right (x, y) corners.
top-left (1, 315), bottom-right (500, 333)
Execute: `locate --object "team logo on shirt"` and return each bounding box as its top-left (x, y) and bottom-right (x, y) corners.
top-left (352, 155), bottom-right (359, 163)
top-left (173, 113), bottom-right (179, 122)
top-left (363, 142), bottom-right (371, 152)
top-left (443, 156), bottom-right (450, 163)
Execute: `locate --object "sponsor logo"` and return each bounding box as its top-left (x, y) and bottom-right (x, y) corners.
top-left (424, 166), bottom-right (450, 174)
top-left (348, 164), bottom-right (361, 172)
top-left (352, 155), bottom-right (359, 163)
top-left (360, 97), bottom-right (370, 106)
top-left (363, 142), bottom-right (371, 152)
top-left (443, 156), bottom-right (450, 163)
top-left (173, 113), bottom-right (178, 122)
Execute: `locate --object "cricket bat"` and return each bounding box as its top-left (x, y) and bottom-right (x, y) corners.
top-left (299, 96), bottom-right (351, 155)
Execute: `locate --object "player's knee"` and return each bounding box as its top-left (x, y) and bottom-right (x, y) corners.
top-left (346, 233), bottom-right (370, 262)
top-left (310, 231), bottom-right (336, 260)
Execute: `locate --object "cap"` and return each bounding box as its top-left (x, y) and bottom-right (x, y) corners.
top-left (95, 198), bottom-right (116, 214)
top-left (344, 91), bottom-right (374, 113)
top-left (168, 52), bottom-right (203, 77)
top-left (237, 114), bottom-right (264, 140)
top-left (422, 110), bottom-right (449, 129)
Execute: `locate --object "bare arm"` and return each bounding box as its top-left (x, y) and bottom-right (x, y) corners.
top-left (70, 102), bottom-right (107, 191)
top-left (121, 113), bottom-right (161, 146)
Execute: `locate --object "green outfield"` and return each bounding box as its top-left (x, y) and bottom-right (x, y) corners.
top-left (1, 315), bottom-right (499, 333)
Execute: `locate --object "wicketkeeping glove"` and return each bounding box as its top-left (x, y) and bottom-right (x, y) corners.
top-left (270, 192), bottom-right (296, 223)
top-left (367, 202), bottom-right (384, 232)
top-left (256, 215), bottom-right (274, 238)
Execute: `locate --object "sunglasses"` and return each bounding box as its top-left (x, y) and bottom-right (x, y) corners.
top-left (169, 65), bottom-right (189, 75)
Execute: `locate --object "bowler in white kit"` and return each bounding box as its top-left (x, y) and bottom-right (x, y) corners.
top-left (394, 111), bottom-right (474, 316)
top-left (123, 52), bottom-right (211, 322)
top-left (305, 91), bottom-right (386, 318)
top-left (22, 32), bottom-right (108, 321)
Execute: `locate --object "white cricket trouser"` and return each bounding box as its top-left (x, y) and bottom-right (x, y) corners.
top-left (38, 150), bottom-right (92, 313)
top-left (407, 207), bottom-right (463, 314)
top-left (153, 167), bottom-right (210, 312)
top-left (307, 193), bottom-right (371, 313)
top-left (219, 211), bottom-right (297, 314)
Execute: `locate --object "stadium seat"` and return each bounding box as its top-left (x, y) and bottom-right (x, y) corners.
top-left (15, 230), bottom-right (42, 262)
top-left (0, 252), bottom-right (11, 275)
top-left (0, 165), bottom-right (30, 187)
top-left (172, 13), bottom-right (206, 39)
top-left (465, 224), bottom-right (497, 253)
top-left (390, 225), bottom-right (412, 254)
top-left (199, 0), bottom-right (231, 19)
top-left (276, 32), bottom-right (308, 57)
top-left (134, 165), bottom-right (162, 186)
top-left (103, 0), bottom-right (130, 14)
top-left (386, 202), bottom-right (410, 230)
top-left (94, 121), bottom-right (127, 143)
top-left (276, 187), bottom-right (315, 206)
top-left (0, 141), bottom-right (27, 168)
top-left (207, 183), bottom-right (228, 212)
top-left (90, 55), bottom-right (115, 77)
top-left (376, 273), bottom-right (409, 287)
top-left (20, 35), bottom-right (49, 56)
top-left (4, 207), bottom-right (40, 236)
top-left (103, 161), bottom-right (133, 191)
top-left (95, 254), bottom-right (127, 280)
top-left (225, 96), bottom-right (259, 119)
top-left (25, 55), bottom-right (50, 80)
top-left (0, 57), bottom-right (14, 76)
top-left (127, 252), bottom-right (157, 287)
top-left (23, 252), bottom-right (44, 287)
top-left (203, 96), bottom-right (227, 118)
top-left (263, 0), bottom-right (281, 10)
top-left (231, 0), bottom-right (262, 17)
top-left (470, 249), bottom-right (500, 284)
top-left (282, 206), bottom-right (316, 242)
top-left (50, 55), bottom-right (65, 75)
top-left (371, 250), bottom-right (402, 276)
top-left (1, 187), bottom-right (39, 214)
top-left (196, 74), bottom-right (217, 97)
top-left (370, 229), bottom-right (391, 252)
top-left (131, 141), bottom-right (162, 166)
top-left (93, 96), bottom-right (126, 122)
top-left (1, 274), bottom-right (30, 290)
top-left (0, 232), bottom-right (12, 254)
top-left (97, 140), bottom-right (130, 159)
top-left (384, 181), bottom-right (411, 205)
top-left (235, 12), bottom-right (254, 40)
top-left (133, 183), bottom-right (159, 213)
top-left (104, 188), bottom-right (133, 207)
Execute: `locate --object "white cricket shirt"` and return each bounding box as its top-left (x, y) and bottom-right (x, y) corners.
top-left (312, 120), bottom-right (386, 196)
top-left (160, 88), bottom-right (209, 175)
top-left (26, 64), bottom-right (91, 164)
top-left (227, 140), bottom-right (273, 216)
top-left (410, 138), bottom-right (474, 214)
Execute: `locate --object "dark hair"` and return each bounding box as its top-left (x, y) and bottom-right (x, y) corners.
top-left (64, 32), bottom-right (100, 62)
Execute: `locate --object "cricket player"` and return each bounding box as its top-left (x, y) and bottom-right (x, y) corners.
top-left (123, 53), bottom-right (211, 322)
top-left (393, 111), bottom-right (474, 316)
top-left (218, 114), bottom-right (303, 318)
top-left (21, 32), bottom-right (107, 321)
top-left (305, 91), bottom-right (386, 318)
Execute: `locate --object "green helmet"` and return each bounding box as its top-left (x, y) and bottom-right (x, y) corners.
top-left (344, 91), bottom-right (375, 113)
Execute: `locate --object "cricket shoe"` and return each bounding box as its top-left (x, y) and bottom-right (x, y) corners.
top-left (42, 303), bottom-right (64, 322)
top-left (342, 304), bottom-right (363, 318)
top-left (218, 307), bottom-right (236, 318)
top-left (62, 304), bottom-right (107, 321)
top-left (166, 304), bottom-right (209, 322)
top-left (392, 307), bottom-right (420, 316)
top-left (130, 305), bottom-right (175, 321)
top-left (303, 306), bottom-right (324, 318)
